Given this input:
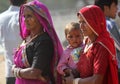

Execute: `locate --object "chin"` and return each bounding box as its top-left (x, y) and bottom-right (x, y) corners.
top-left (72, 45), bottom-right (79, 48)
top-left (111, 15), bottom-right (116, 19)
top-left (109, 17), bottom-right (114, 19)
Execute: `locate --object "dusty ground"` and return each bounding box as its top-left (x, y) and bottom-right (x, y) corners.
top-left (0, 55), bottom-right (6, 84)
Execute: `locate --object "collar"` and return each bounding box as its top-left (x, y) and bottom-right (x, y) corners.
top-left (8, 5), bottom-right (20, 11)
top-left (106, 17), bottom-right (110, 20)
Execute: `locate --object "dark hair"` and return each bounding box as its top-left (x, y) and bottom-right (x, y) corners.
top-left (94, 0), bottom-right (118, 11)
top-left (10, 0), bottom-right (27, 6)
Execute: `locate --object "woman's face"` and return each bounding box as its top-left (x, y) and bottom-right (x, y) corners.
top-left (23, 7), bottom-right (41, 31)
top-left (66, 29), bottom-right (83, 48)
top-left (78, 15), bottom-right (94, 37)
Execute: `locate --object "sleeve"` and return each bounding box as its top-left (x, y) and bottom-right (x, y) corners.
top-left (93, 44), bottom-right (109, 75)
top-left (0, 23), bottom-right (4, 47)
top-left (57, 51), bottom-right (70, 75)
top-left (31, 39), bottom-right (54, 76)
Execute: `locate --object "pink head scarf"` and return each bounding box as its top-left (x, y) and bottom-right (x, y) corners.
top-left (78, 5), bottom-right (118, 84)
top-left (19, 0), bottom-right (63, 83)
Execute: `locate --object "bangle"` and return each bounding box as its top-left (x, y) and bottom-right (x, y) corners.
top-left (17, 68), bottom-right (21, 78)
top-left (13, 67), bottom-right (21, 78)
top-left (73, 78), bottom-right (81, 84)
top-left (14, 68), bottom-right (17, 77)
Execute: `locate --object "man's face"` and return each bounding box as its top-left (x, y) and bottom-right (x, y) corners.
top-left (106, 2), bottom-right (118, 19)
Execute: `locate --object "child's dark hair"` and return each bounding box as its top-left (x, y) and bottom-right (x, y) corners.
top-left (94, 0), bottom-right (118, 11)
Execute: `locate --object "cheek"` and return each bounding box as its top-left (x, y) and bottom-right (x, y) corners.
top-left (30, 18), bottom-right (36, 23)
top-left (66, 37), bottom-right (73, 43)
top-left (66, 37), bottom-right (71, 42)
top-left (88, 30), bottom-right (95, 36)
top-left (80, 24), bottom-right (88, 31)
top-left (67, 40), bottom-right (72, 45)
top-left (111, 8), bottom-right (117, 15)
top-left (29, 20), bottom-right (38, 27)
top-left (77, 38), bottom-right (82, 43)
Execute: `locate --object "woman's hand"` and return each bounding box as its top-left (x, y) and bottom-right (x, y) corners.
top-left (64, 71), bottom-right (74, 84)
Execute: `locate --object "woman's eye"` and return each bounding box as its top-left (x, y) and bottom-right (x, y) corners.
top-left (24, 14), bottom-right (32, 18)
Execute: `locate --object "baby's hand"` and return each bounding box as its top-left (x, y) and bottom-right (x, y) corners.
top-left (64, 71), bottom-right (74, 84)
top-left (63, 68), bottom-right (71, 77)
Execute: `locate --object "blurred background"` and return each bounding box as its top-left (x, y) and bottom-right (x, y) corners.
top-left (0, 0), bottom-right (120, 83)
top-left (0, 0), bottom-right (120, 52)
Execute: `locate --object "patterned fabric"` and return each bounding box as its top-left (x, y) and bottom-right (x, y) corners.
top-left (15, 0), bottom-right (63, 84)
top-left (57, 44), bottom-right (84, 75)
top-left (14, 41), bottom-right (30, 68)
top-left (14, 33), bottom-right (54, 84)
top-left (77, 43), bottom-right (109, 82)
top-left (71, 47), bottom-right (83, 63)
top-left (77, 5), bottom-right (118, 84)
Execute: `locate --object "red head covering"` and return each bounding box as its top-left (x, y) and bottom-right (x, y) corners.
top-left (78, 5), bottom-right (118, 84)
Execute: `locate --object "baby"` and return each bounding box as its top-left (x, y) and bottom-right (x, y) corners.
top-left (57, 22), bottom-right (84, 78)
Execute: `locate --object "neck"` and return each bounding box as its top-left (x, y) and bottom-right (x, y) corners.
top-left (30, 30), bottom-right (44, 38)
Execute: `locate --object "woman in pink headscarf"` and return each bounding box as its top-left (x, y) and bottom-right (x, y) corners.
top-left (12, 0), bottom-right (63, 84)
top-left (64, 5), bottom-right (118, 84)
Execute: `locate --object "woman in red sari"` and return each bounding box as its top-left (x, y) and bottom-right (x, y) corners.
top-left (65, 5), bottom-right (118, 84)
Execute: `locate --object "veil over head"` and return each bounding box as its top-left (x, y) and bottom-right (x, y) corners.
top-left (78, 5), bottom-right (116, 60)
top-left (19, 0), bottom-right (63, 83)
top-left (78, 5), bottom-right (118, 84)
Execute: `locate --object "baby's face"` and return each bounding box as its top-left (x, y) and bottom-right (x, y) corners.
top-left (66, 29), bottom-right (83, 48)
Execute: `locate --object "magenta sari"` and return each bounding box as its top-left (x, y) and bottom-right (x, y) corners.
top-left (14, 0), bottom-right (63, 84)
top-left (14, 42), bottom-right (48, 84)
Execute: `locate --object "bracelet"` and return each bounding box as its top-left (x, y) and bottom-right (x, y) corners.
top-left (17, 68), bottom-right (21, 78)
top-left (14, 68), bottom-right (17, 77)
top-left (13, 68), bottom-right (21, 78)
top-left (73, 78), bottom-right (81, 84)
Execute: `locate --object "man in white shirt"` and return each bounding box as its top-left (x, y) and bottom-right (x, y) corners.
top-left (0, 0), bottom-right (27, 84)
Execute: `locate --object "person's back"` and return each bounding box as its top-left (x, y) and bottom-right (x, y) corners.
top-left (94, 0), bottom-right (120, 83)
top-left (0, 0), bottom-right (27, 84)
